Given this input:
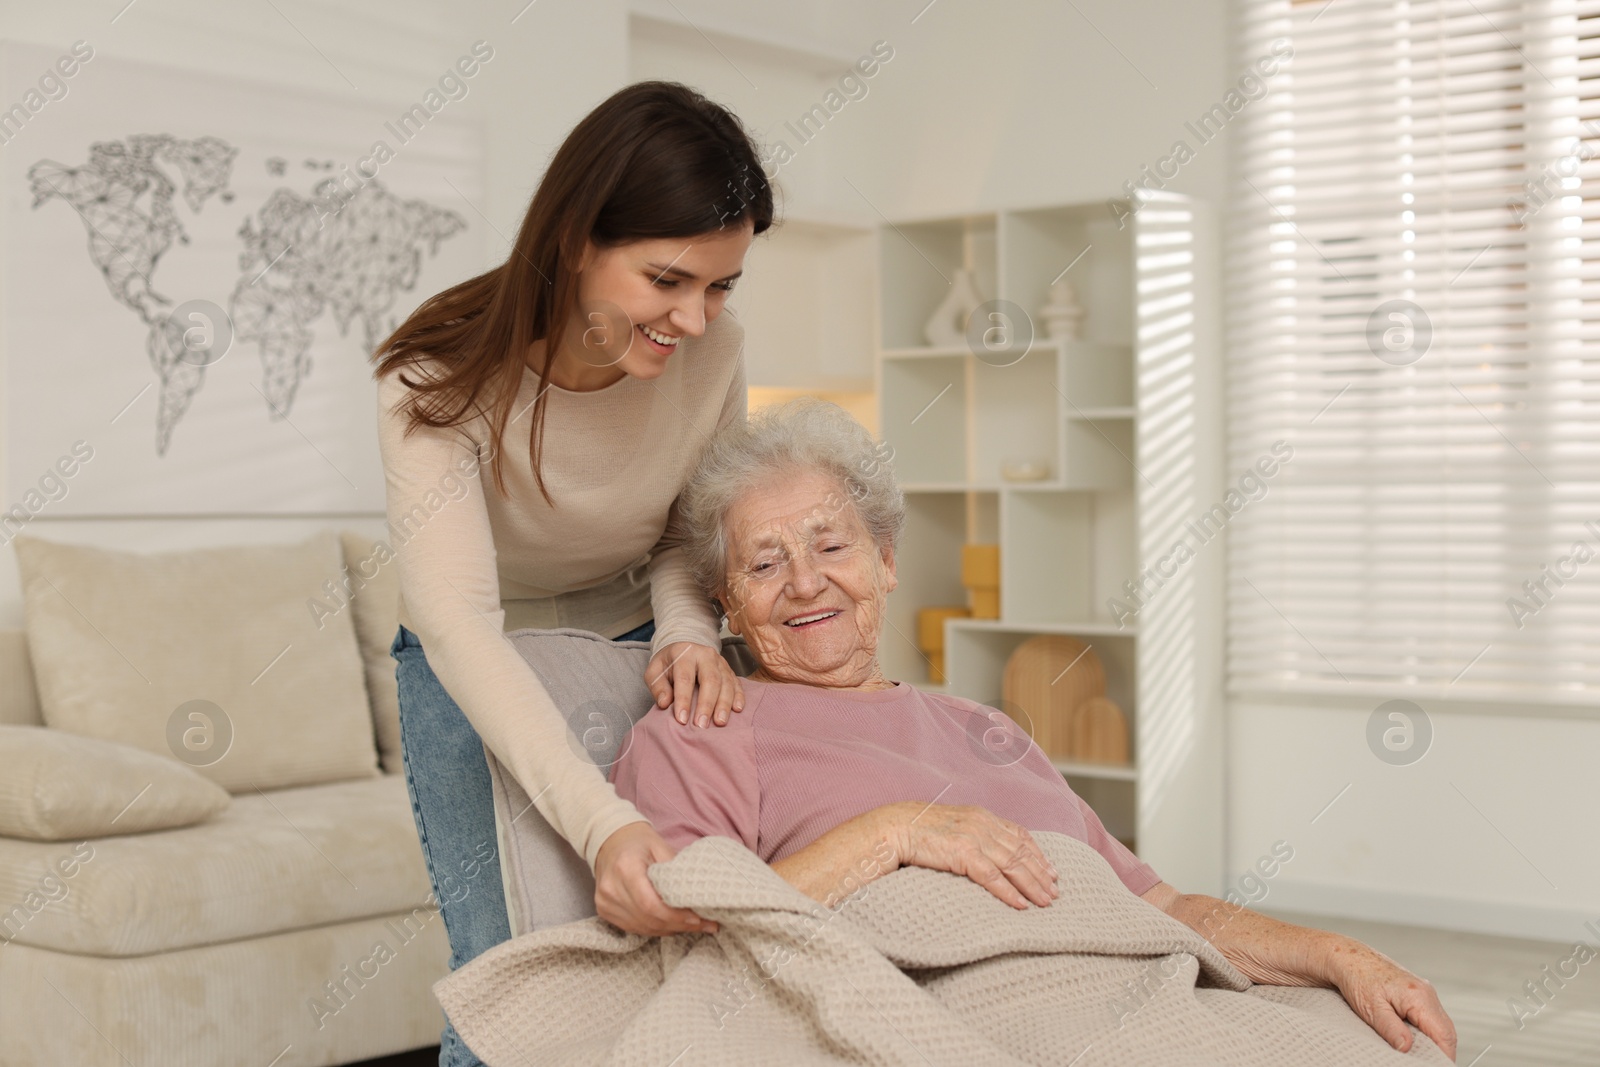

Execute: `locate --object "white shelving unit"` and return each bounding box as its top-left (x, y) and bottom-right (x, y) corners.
top-left (873, 194), bottom-right (1225, 892)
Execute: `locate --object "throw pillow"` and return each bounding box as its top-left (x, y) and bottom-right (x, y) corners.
top-left (12, 530), bottom-right (380, 792)
top-left (0, 724), bottom-right (230, 840)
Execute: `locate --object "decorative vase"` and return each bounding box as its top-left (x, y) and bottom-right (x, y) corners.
top-left (961, 543), bottom-right (1000, 620)
top-left (1040, 277), bottom-right (1085, 341)
top-left (916, 605), bottom-right (971, 685)
top-left (923, 268), bottom-right (986, 348)
top-left (1001, 635), bottom-right (1106, 759)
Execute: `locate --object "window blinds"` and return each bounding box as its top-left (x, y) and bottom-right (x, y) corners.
top-left (1228, 0), bottom-right (1600, 704)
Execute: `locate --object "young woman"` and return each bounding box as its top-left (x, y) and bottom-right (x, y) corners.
top-left (371, 81), bottom-right (773, 1066)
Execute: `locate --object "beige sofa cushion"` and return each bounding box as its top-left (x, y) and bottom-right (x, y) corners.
top-left (0, 629), bottom-right (42, 726)
top-left (0, 776), bottom-right (435, 956)
top-left (12, 531), bottom-right (380, 793)
top-left (339, 530), bottom-right (402, 772)
top-left (0, 912), bottom-right (447, 1067)
top-left (0, 725), bottom-right (229, 840)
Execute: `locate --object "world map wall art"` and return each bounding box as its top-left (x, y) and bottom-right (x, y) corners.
top-left (0, 42), bottom-right (485, 515)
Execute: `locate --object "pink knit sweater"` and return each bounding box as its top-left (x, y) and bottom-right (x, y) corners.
top-left (609, 676), bottom-right (1159, 895)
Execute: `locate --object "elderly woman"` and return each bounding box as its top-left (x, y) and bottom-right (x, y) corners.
top-left (608, 399), bottom-right (1457, 1062)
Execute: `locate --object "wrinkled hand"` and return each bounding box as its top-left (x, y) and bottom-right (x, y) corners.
top-left (592, 821), bottom-right (719, 937)
top-left (645, 641), bottom-right (744, 727)
top-left (1328, 939), bottom-right (1457, 1061)
top-left (879, 801), bottom-right (1059, 910)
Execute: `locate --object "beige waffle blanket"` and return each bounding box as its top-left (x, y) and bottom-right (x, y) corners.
top-left (434, 831), bottom-right (1450, 1066)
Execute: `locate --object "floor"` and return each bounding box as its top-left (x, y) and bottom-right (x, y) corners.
top-left (350, 1050), bottom-right (439, 1066)
top-left (1266, 909), bottom-right (1600, 1067)
top-left (351, 912), bottom-right (1599, 1067)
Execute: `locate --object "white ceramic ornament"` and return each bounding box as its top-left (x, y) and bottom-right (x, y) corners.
top-left (1040, 277), bottom-right (1085, 341)
top-left (923, 268), bottom-right (986, 348)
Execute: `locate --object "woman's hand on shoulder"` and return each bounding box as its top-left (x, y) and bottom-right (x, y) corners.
top-left (593, 821), bottom-right (719, 937)
top-left (877, 801), bottom-right (1060, 911)
top-left (645, 641), bottom-right (744, 727)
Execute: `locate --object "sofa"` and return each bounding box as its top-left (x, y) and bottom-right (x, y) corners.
top-left (0, 529), bottom-right (449, 1067)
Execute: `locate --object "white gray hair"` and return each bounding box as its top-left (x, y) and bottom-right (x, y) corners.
top-left (679, 398), bottom-right (904, 597)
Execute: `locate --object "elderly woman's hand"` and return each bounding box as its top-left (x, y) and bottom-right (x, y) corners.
top-left (645, 642), bottom-right (745, 727)
top-left (1327, 939), bottom-right (1457, 1060)
top-left (879, 801), bottom-right (1061, 910)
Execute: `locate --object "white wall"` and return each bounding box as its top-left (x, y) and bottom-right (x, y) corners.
top-left (1233, 697), bottom-right (1600, 942)
top-left (828, 0), bottom-right (1235, 217)
top-left (640, 0), bottom-right (1240, 217)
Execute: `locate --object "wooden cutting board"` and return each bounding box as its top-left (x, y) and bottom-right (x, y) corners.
top-left (1001, 635), bottom-right (1104, 759)
top-left (1070, 696), bottom-right (1130, 766)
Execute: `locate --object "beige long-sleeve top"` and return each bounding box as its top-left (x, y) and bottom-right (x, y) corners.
top-left (375, 311), bottom-right (746, 869)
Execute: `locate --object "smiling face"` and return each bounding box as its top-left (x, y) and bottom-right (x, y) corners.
top-left (717, 468), bottom-right (898, 690)
top-left (550, 222), bottom-right (754, 390)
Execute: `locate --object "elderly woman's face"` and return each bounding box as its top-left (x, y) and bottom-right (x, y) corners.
top-left (718, 469), bottom-right (897, 687)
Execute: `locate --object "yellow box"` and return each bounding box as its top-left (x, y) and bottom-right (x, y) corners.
top-left (970, 588), bottom-right (1000, 619)
top-left (917, 606), bottom-right (971, 652)
top-left (961, 543), bottom-right (1000, 588)
top-left (927, 652), bottom-right (947, 685)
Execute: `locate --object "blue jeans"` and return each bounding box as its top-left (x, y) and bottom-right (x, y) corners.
top-left (392, 618), bottom-right (656, 1067)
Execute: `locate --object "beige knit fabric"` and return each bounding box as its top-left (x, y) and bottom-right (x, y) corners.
top-left (376, 311), bottom-right (746, 869)
top-left (436, 832), bottom-right (1450, 1066)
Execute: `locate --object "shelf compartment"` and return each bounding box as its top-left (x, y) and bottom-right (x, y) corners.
top-left (882, 491), bottom-right (972, 688)
top-left (998, 204), bottom-right (1133, 348)
top-left (879, 356), bottom-right (967, 485)
top-left (971, 348), bottom-right (1061, 489)
top-left (1069, 776), bottom-right (1138, 852)
top-left (1059, 340), bottom-right (1134, 410)
top-left (1000, 491), bottom-right (1096, 625)
top-left (1088, 488), bottom-right (1137, 624)
top-left (1062, 417), bottom-right (1136, 489)
top-left (877, 215), bottom-right (998, 350)
top-left (942, 624), bottom-right (1137, 750)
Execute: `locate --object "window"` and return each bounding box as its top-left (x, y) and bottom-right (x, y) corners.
top-left (1229, 0), bottom-right (1600, 703)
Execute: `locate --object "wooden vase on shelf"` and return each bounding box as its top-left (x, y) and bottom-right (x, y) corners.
top-left (1000, 635), bottom-right (1103, 758)
top-left (1069, 696), bottom-right (1130, 766)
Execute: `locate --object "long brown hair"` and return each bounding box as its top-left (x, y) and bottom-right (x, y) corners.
top-left (372, 80), bottom-right (775, 503)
